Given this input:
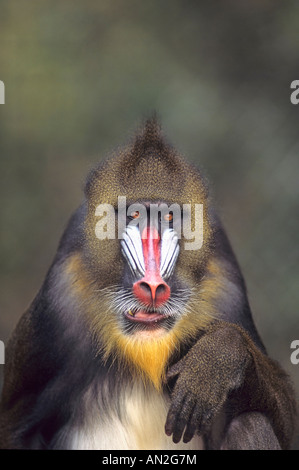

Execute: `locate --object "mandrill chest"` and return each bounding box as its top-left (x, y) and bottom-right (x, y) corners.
top-left (68, 381), bottom-right (204, 450)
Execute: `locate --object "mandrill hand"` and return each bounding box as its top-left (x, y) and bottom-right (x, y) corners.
top-left (165, 321), bottom-right (252, 444)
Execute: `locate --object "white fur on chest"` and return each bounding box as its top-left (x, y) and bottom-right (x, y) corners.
top-left (68, 382), bottom-right (204, 450)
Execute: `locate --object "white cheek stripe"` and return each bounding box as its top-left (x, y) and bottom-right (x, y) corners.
top-left (160, 229), bottom-right (180, 280)
top-left (121, 225), bottom-right (145, 277)
top-left (121, 226), bottom-right (179, 280)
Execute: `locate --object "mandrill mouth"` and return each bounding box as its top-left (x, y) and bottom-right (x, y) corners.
top-left (124, 309), bottom-right (171, 325)
top-left (103, 286), bottom-right (191, 333)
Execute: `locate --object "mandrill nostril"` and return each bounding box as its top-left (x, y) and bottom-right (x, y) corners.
top-left (138, 282), bottom-right (153, 301)
top-left (133, 281), bottom-right (152, 304)
top-left (154, 283), bottom-right (170, 306)
top-left (139, 282), bottom-right (152, 295)
top-left (156, 284), bottom-right (167, 297)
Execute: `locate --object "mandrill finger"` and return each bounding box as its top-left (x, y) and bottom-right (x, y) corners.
top-left (172, 416), bottom-right (187, 444)
top-left (171, 396), bottom-right (195, 443)
top-left (165, 390), bottom-right (186, 436)
top-left (165, 409), bottom-right (177, 437)
top-left (182, 404), bottom-right (201, 443)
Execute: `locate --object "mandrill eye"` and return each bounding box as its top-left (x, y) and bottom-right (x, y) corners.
top-left (164, 212), bottom-right (173, 222)
top-left (130, 211), bottom-right (140, 219)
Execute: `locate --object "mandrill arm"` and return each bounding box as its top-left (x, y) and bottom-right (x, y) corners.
top-left (165, 220), bottom-right (296, 450)
top-left (165, 319), bottom-right (296, 450)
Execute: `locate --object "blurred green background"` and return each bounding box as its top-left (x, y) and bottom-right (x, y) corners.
top-left (0, 0), bottom-right (298, 448)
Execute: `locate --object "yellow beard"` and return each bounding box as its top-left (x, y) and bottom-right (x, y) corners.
top-left (64, 253), bottom-right (217, 392)
top-left (102, 327), bottom-right (178, 391)
top-left (89, 300), bottom-right (212, 391)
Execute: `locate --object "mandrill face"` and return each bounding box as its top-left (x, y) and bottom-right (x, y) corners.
top-left (79, 119), bottom-right (214, 388)
top-left (116, 202), bottom-right (190, 336)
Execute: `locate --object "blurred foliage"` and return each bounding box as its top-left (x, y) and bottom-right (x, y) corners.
top-left (0, 0), bottom-right (298, 447)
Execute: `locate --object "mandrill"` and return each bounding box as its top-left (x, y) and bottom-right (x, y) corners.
top-left (0, 119), bottom-right (296, 450)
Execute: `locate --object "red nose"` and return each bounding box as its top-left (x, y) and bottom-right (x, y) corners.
top-left (133, 226), bottom-right (171, 307)
top-left (133, 276), bottom-right (170, 307)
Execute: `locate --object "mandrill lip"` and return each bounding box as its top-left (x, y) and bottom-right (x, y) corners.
top-left (124, 309), bottom-right (170, 324)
